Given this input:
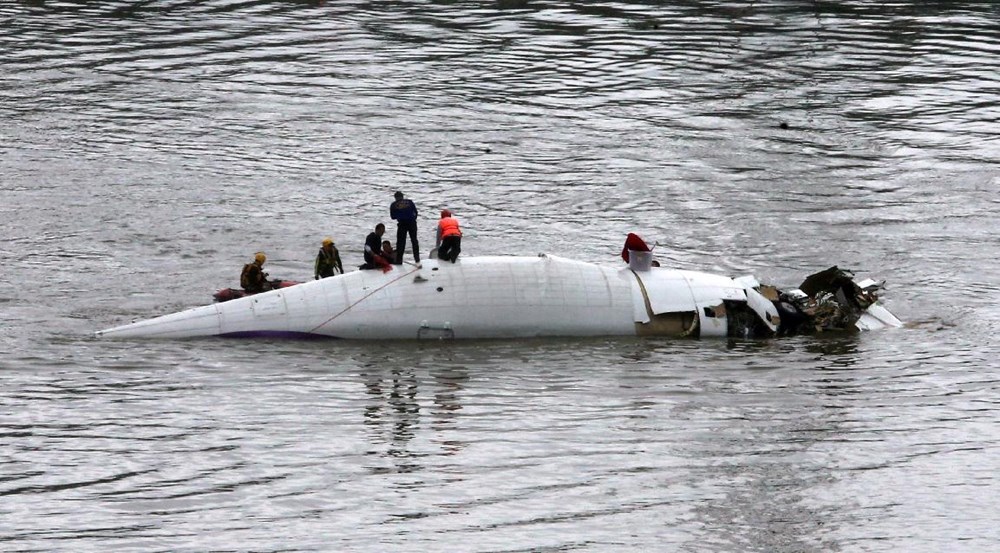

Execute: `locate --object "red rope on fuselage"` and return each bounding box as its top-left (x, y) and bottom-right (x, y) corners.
top-left (308, 265), bottom-right (419, 333)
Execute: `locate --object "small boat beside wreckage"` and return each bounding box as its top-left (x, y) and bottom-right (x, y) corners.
top-left (95, 234), bottom-right (902, 341)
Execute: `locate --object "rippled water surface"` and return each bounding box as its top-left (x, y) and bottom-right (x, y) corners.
top-left (2, 1), bottom-right (999, 551)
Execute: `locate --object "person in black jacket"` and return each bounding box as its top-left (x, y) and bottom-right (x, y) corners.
top-left (363, 223), bottom-right (392, 272)
top-left (390, 191), bottom-right (419, 264)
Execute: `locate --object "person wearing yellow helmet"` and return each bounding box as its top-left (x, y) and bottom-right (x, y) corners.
top-left (314, 237), bottom-right (344, 279)
top-left (240, 251), bottom-right (271, 293)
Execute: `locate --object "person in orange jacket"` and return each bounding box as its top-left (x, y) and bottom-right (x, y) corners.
top-left (435, 209), bottom-right (462, 263)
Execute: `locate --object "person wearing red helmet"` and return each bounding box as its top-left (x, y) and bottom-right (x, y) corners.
top-left (435, 209), bottom-right (462, 263)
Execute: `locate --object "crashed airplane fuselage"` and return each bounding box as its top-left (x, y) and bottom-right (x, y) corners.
top-left (95, 254), bottom-right (902, 340)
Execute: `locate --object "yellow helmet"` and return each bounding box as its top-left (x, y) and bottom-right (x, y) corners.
top-left (254, 252), bottom-right (266, 264)
top-left (322, 237), bottom-right (333, 246)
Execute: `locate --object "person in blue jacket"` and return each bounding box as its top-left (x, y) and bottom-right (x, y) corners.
top-left (390, 191), bottom-right (419, 264)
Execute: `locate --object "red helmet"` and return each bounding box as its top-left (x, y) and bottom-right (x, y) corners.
top-left (441, 209), bottom-right (451, 218)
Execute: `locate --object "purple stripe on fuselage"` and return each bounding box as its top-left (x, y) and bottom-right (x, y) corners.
top-left (219, 330), bottom-right (337, 340)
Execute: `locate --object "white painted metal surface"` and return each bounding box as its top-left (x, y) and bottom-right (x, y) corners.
top-left (96, 255), bottom-right (902, 340)
top-left (854, 302), bottom-right (904, 331)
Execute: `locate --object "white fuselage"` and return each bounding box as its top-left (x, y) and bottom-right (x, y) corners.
top-left (95, 255), bottom-right (900, 340)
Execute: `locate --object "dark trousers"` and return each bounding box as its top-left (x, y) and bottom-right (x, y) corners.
top-left (395, 220), bottom-right (419, 264)
top-left (362, 253), bottom-right (392, 272)
top-left (438, 236), bottom-right (461, 262)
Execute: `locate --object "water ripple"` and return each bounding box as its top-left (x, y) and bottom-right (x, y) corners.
top-left (3, 1), bottom-right (1000, 551)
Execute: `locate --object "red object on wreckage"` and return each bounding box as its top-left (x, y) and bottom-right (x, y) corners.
top-left (621, 233), bottom-right (651, 263)
top-left (212, 280), bottom-right (300, 303)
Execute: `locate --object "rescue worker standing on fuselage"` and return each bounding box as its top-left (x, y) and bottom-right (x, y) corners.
top-left (390, 191), bottom-right (419, 265)
top-left (241, 252), bottom-right (271, 294)
top-left (435, 209), bottom-right (462, 263)
top-left (314, 237), bottom-right (344, 279)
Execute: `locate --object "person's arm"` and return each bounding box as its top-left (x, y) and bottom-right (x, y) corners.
top-left (314, 251), bottom-right (321, 279)
top-left (435, 223), bottom-right (442, 248)
top-left (334, 250), bottom-right (344, 274)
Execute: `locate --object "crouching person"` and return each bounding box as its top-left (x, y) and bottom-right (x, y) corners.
top-left (363, 223), bottom-right (392, 272)
top-left (436, 209), bottom-right (462, 263)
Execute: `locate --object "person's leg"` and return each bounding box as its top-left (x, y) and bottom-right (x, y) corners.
top-left (439, 237), bottom-right (456, 262)
top-left (374, 255), bottom-right (392, 272)
top-left (395, 224), bottom-right (406, 264)
top-left (407, 221), bottom-right (420, 262)
top-left (450, 236), bottom-right (461, 262)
